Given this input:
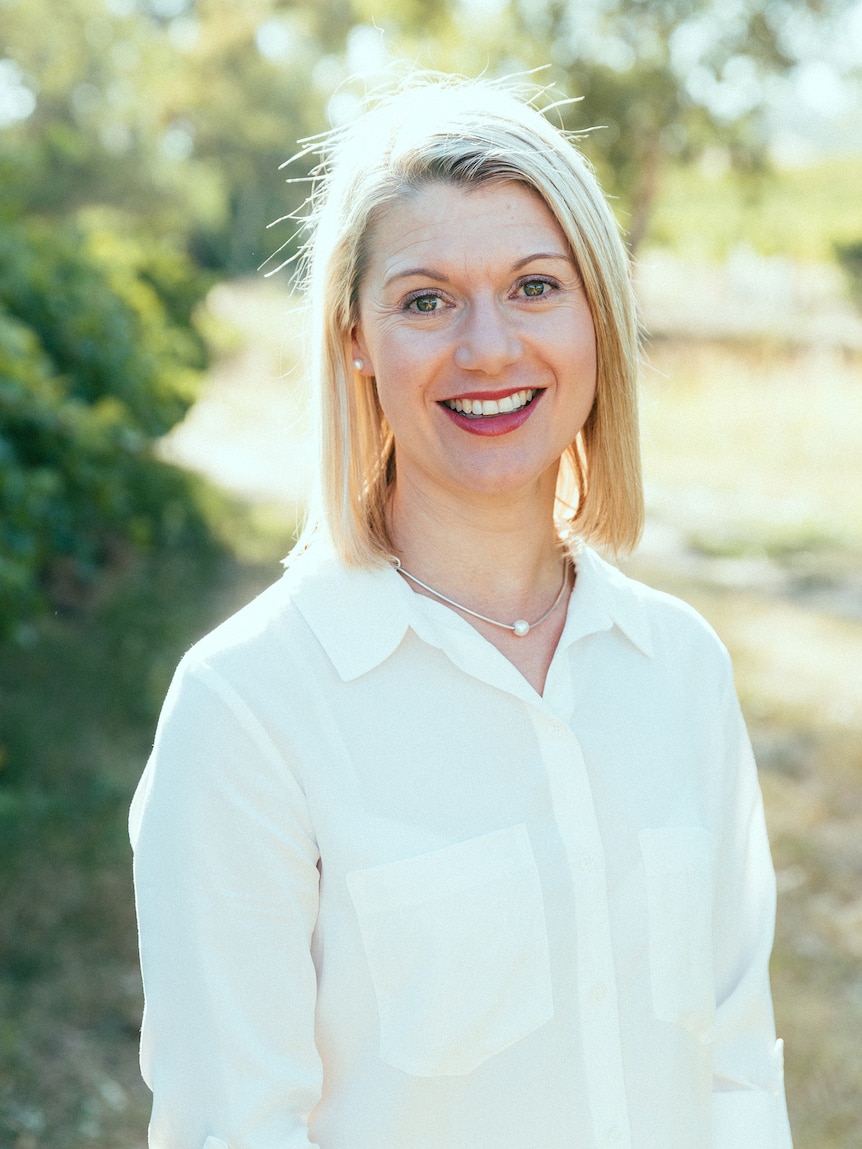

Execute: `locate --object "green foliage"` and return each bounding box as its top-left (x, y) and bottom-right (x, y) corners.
top-left (647, 155), bottom-right (862, 260)
top-left (370, 0), bottom-right (858, 249)
top-left (0, 0), bottom-right (188, 222)
top-left (0, 509), bottom-right (296, 1146)
top-left (4, 0), bottom-right (854, 270)
top-left (835, 240), bottom-right (862, 310)
top-left (0, 222), bottom-right (213, 641)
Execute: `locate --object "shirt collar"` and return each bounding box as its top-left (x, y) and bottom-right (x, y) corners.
top-left (286, 536), bottom-right (653, 683)
top-left (559, 543), bottom-right (655, 659)
top-left (285, 537), bottom-right (412, 681)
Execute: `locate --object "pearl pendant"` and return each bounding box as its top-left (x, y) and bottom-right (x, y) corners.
top-left (513, 619), bottom-right (530, 637)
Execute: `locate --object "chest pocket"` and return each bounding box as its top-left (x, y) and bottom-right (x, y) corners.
top-left (346, 823), bottom-right (554, 1077)
top-left (639, 827), bottom-right (716, 1044)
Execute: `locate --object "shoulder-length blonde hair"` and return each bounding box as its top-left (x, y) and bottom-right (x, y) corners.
top-left (291, 74), bottom-right (642, 565)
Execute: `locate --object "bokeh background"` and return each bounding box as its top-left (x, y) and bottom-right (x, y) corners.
top-left (1, 2), bottom-right (861, 1146)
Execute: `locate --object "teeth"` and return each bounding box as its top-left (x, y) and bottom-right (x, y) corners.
top-left (444, 389), bottom-right (535, 417)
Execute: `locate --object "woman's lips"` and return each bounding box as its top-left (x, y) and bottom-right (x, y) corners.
top-left (438, 387), bottom-right (543, 437)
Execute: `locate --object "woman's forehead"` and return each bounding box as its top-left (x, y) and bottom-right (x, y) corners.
top-left (361, 180), bottom-right (571, 277)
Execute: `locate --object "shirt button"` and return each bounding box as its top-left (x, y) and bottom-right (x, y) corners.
top-left (577, 849), bottom-right (599, 872)
top-left (604, 1127), bottom-right (625, 1146)
top-left (589, 982), bottom-right (608, 1003)
top-left (548, 719), bottom-right (568, 736)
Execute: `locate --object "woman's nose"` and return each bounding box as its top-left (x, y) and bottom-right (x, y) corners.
top-left (453, 298), bottom-right (522, 374)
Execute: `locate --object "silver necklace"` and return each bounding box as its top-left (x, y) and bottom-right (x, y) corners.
top-left (394, 559), bottom-right (569, 638)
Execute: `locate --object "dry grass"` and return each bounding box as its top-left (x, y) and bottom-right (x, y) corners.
top-left (639, 339), bottom-right (862, 547)
top-left (627, 337), bottom-right (862, 1148)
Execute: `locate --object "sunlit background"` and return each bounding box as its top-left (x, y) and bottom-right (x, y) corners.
top-left (1, 1), bottom-right (861, 1146)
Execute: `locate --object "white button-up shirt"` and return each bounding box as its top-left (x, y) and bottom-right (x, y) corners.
top-left (130, 540), bottom-right (793, 1149)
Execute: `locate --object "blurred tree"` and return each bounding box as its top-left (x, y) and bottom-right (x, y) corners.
top-left (160, 0), bottom-right (340, 272)
top-left (835, 240), bottom-right (862, 309)
top-left (3, 0), bottom-right (857, 260)
top-left (0, 0), bottom-right (192, 229)
top-left (1, 0), bottom-right (350, 272)
top-left (505, 0), bottom-right (825, 248)
top-left (0, 222), bottom-right (213, 639)
top-left (350, 0), bottom-right (858, 250)
top-left (0, 0), bottom-right (221, 638)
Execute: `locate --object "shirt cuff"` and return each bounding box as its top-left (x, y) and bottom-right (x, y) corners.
top-left (712, 1039), bottom-right (793, 1149)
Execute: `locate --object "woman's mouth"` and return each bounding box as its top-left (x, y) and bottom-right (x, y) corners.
top-left (442, 388), bottom-right (537, 417)
top-left (438, 387), bottom-right (544, 437)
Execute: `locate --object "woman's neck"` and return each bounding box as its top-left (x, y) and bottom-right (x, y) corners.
top-left (387, 472), bottom-right (567, 629)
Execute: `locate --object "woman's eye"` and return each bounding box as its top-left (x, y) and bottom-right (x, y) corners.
top-left (407, 293), bottom-right (442, 313)
top-left (520, 279), bottom-right (553, 298)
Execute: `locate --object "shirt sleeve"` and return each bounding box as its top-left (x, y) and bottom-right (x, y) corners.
top-left (710, 675), bottom-right (793, 1149)
top-left (130, 658), bottom-right (323, 1149)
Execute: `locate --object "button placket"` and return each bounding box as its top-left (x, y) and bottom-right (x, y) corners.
top-left (536, 715), bottom-right (633, 1149)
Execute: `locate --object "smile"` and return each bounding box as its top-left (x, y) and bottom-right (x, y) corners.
top-left (442, 389), bottom-right (537, 417)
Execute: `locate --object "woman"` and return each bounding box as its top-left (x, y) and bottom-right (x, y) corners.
top-left (130, 76), bottom-right (793, 1149)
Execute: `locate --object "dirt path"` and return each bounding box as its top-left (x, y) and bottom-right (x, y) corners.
top-left (159, 280), bottom-right (315, 510)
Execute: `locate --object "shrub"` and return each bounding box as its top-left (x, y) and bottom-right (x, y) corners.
top-left (0, 222), bottom-right (213, 640)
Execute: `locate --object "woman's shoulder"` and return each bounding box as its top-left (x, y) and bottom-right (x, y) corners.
top-left (581, 544), bottom-right (732, 671)
top-left (176, 546), bottom-right (335, 689)
top-left (182, 572), bottom-right (298, 670)
top-left (175, 536), bottom-right (386, 690)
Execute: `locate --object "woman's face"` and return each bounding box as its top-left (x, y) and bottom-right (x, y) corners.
top-left (352, 180), bottom-right (597, 507)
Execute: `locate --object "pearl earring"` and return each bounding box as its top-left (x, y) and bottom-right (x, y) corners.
top-left (353, 358), bottom-right (364, 372)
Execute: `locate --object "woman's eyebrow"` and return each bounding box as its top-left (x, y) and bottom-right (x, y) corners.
top-left (511, 251), bottom-right (576, 271)
top-left (383, 252), bottom-right (576, 288)
top-left (383, 266), bottom-right (449, 287)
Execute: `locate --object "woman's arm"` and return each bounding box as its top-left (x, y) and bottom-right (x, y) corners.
top-left (710, 681), bottom-right (793, 1149)
top-left (130, 659), bottom-right (322, 1149)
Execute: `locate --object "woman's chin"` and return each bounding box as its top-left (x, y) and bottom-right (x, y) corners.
top-left (397, 453), bottom-right (561, 511)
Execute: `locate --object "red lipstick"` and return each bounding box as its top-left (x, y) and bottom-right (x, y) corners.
top-left (438, 389), bottom-right (543, 437)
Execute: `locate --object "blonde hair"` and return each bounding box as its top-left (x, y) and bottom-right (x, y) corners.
top-left (292, 74), bottom-right (643, 564)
